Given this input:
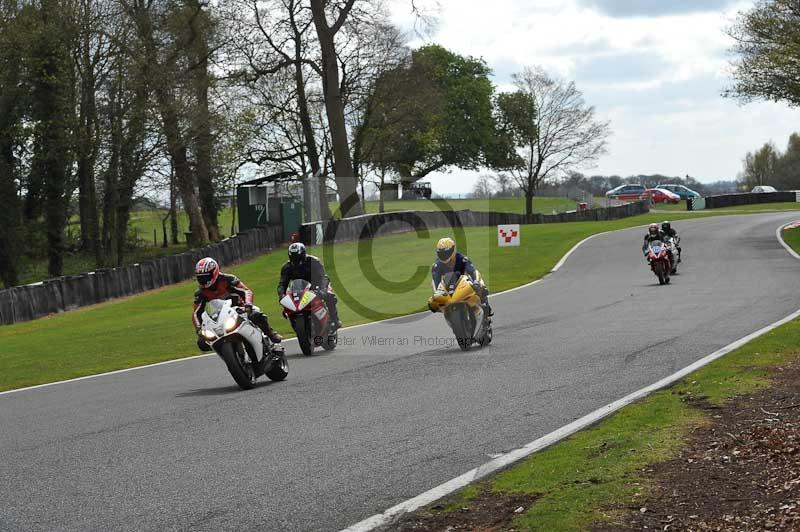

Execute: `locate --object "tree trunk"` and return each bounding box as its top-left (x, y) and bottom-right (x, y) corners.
top-left (0, 136), bottom-right (20, 287)
top-left (309, 0), bottom-right (362, 218)
top-left (76, 40), bottom-right (100, 258)
top-left (169, 163), bottom-right (179, 245)
top-left (189, 1), bottom-right (219, 241)
top-left (35, 4), bottom-right (75, 278)
top-left (525, 191), bottom-right (533, 220)
top-left (133, 1), bottom-right (209, 247)
top-left (0, 27), bottom-right (22, 287)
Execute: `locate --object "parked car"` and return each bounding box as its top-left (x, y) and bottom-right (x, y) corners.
top-left (751, 185), bottom-right (778, 193)
top-left (656, 184), bottom-right (701, 200)
top-left (605, 184), bottom-right (645, 200)
top-left (640, 188), bottom-right (681, 204)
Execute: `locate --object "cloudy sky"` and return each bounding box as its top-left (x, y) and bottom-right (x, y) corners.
top-left (388, 0), bottom-right (800, 194)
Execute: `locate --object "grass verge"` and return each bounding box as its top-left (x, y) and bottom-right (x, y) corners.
top-left (0, 209), bottom-right (795, 392)
top-left (394, 316), bottom-right (800, 531)
top-left (782, 225), bottom-right (800, 254)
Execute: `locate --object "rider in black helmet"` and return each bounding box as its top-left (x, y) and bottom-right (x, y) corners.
top-left (661, 220), bottom-right (681, 262)
top-left (277, 242), bottom-right (341, 328)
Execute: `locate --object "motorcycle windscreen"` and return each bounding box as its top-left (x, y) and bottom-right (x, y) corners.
top-left (442, 272), bottom-right (463, 294)
top-left (650, 240), bottom-right (663, 255)
top-left (288, 279), bottom-right (312, 293)
top-left (206, 299), bottom-right (228, 321)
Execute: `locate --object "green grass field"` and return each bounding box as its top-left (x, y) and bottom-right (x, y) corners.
top-left (413, 314), bottom-right (800, 531)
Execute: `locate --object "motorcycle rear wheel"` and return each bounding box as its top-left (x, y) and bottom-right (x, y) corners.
top-left (219, 342), bottom-right (256, 390)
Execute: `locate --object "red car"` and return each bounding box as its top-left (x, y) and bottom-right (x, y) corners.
top-left (640, 188), bottom-right (680, 204)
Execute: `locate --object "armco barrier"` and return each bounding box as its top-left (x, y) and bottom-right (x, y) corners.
top-left (0, 225), bottom-right (283, 326)
top-left (299, 200), bottom-right (650, 245)
top-left (689, 191), bottom-right (800, 210)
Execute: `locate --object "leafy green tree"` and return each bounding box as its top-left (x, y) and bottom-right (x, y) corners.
top-left (742, 142), bottom-right (780, 190)
top-left (728, 0), bottom-right (800, 106)
top-left (359, 44), bottom-right (504, 184)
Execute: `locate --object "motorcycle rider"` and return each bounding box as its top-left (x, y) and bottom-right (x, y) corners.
top-left (642, 223), bottom-right (674, 265)
top-left (430, 237), bottom-right (493, 316)
top-left (277, 242), bottom-right (341, 328)
top-left (661, 220), bottom-right (682, 262)
top-left (192, 257), bottom-right (282, 352)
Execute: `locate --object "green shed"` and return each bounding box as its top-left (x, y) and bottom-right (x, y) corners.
top-left (236, 172), bottom-right (303, 241)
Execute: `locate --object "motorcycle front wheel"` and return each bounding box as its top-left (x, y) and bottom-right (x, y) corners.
top-left (292, 317), bottom-right (314, 356)
top-left (448, 305), bottom-right (473, 352)
top-left (218, 341), bottom-right (256, 390)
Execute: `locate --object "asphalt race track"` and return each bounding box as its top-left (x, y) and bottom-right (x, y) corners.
top-left (3, 212), bottom-right (800, 532)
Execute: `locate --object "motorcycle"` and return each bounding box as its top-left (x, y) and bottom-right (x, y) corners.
top-left (647, 240), bottom-right (672, 285)
top-left (199, 299), bottom-right (288, 390)
top-left (664, 235), bottom-right (681, 274)
top-left (280, 279), bottom-right (338, 356)
top-left (428, 272), bottom-right (492, 351)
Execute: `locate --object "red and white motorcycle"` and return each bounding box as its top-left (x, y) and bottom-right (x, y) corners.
top-left (280, 279), bottom-right (338, 356)
top-left (199, 299), bottom-right (288, 389)
top-left (647, 240), bottom-right (672, 285)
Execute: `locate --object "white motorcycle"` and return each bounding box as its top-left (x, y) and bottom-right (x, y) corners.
top-left (664, 236), bottom-right (680, 274)
top-left (199, 299), bottom-right (288, 389)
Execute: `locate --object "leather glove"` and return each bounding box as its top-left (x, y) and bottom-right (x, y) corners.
top-left (244, 303), bottom-right (253, 315)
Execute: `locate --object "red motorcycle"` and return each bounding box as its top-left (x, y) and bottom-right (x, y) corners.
top-left (647, 240), bottom-right (672, 285)
top-left (280, 279), bottom-right (338, 356)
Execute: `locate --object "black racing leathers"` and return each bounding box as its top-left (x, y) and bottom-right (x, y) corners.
top-left (277, 255), bottom-right (340, 325)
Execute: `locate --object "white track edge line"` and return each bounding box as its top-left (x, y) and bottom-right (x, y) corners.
top-left (340, 221), bottom-right (800, 532)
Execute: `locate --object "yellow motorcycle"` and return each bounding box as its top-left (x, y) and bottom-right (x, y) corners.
top-left (428, 272), bottom-right (492, 351)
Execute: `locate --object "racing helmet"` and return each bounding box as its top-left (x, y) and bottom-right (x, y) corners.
top-left (648, 223), bottom-right (659, 237)
top-left (661, 220), bottom-right (672, 233)
top-left (195, 257), bottom-right (220, 288)
top-left (436, 237), bottom-right (456, 265)
top-left (288, 242), bottom-right (307, 266)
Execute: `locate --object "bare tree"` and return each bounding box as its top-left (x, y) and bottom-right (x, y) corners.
top-left (497, 66), bottom-right (610, 218)
top-left (470, 175), bottom-right (494, 199)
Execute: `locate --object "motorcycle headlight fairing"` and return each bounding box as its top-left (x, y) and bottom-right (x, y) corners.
top-left (202, 329), bottom-right (216, 341)
top-left (224, 316), bottom-right (239, 333)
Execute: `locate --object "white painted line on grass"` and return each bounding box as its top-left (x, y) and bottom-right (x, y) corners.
top-left (340, 222), bottom-right (800, 532)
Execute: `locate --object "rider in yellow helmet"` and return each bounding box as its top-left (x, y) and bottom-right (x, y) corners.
top-left (431, 237), bottom-right (492, 315)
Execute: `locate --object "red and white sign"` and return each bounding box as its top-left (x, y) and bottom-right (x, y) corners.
top-left (497, 224), bottom-right (520, 247)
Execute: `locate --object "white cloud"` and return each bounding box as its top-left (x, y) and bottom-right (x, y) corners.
top-left (388, 0), bottom-right (800, 193)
